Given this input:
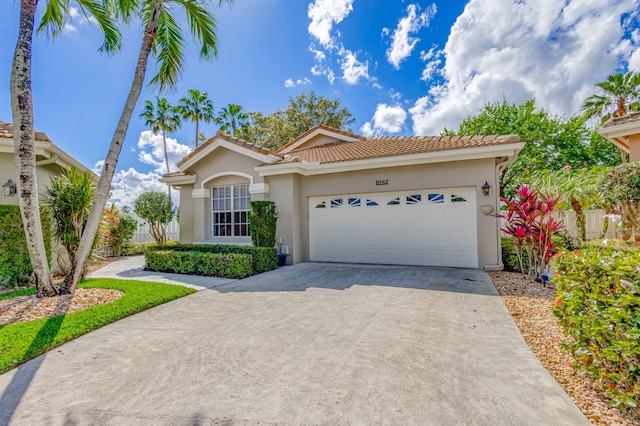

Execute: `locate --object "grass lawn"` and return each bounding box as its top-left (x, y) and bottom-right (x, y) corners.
top-left (0, 279), bottom-right (196, 374)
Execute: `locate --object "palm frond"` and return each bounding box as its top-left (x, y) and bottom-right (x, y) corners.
top-left (149, 7), bottom-right (185, 91)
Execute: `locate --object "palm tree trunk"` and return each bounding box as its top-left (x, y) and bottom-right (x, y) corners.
top-left (62, 4), bottom-right (162, 294)
top-left (194, 118), bottom-right (199, 148)
top-left (162, 130), bottom-right (171, 198)
top-left (11, 0), bottom-right (58, 297)
top-left (569, 196), bottom-right (586, 243)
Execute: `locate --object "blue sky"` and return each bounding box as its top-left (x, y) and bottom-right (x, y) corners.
top-left (1, 0), bottom-right (639, 206)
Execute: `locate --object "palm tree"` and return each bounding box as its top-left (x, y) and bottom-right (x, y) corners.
top-left (582, 71), bottom-right (640, 163)
top-left (215, 103), bottom-right (248, 136)
top-left (140, 97), bottom-right (181, 180)
top-left (65, 0), bottom-right (234, 294)
top-left (582, 71), bottom-right (640, 123)
top-left (10, 0), bottom-right (120, 297)
top-left (177, 88), bottom-right (214, 148)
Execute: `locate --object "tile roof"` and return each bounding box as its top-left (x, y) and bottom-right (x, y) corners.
top-left (0, 121), bottom-right (52, 142)
top-left (177, 131), bottom-right (274, 168)
top-left (274, 124), bottom-right (366, 154)
top-left (602, 111), bottom-right (640, 128)
top-left (162, 171), bottom-right (195, 178)
top-left (277, 134), bottom-right (521, 164)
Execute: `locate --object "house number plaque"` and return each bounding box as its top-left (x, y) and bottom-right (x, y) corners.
top-left (375, 179), bottom-right (389, 186)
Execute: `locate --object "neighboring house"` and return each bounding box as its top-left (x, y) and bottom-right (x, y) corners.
top-left (0, 121), bottom-right (98, 273)
top-left (161, 125), bottom-right (524, 270)
top-left (598, 111), bottom-right (640, 162)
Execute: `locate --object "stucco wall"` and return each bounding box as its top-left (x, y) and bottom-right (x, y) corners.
top-left (266, 158), bottom-right (501, 268)
top-left (0, 154), bottom-right (62, 206)
top-left (184, 147), bottom-right (265, 244)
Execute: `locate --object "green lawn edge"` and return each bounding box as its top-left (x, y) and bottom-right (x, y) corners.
top-left (0, 279), bottom-right (196, 374)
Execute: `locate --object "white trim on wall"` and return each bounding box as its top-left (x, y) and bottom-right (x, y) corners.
top-left (179, 138), bottom-right (279, 171)
top-left (192, 188), bottom-right (210, 199)
top-left (249, 183), bottom-right (269, 194)
top-left (200, 171), bottom-right (254, 189)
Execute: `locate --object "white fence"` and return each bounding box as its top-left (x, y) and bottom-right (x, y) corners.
top-left (130, 215), bottom-right (180, 243)
top-left (500, 209), bottom-right (619, 240)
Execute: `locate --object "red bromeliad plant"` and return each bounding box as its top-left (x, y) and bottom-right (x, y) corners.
top-left (500, 185), bottom-right (564, 281)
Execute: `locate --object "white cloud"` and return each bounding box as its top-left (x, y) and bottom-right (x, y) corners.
top-left (137, 130), bottom-right (190, 175)
top-left (307, 0), bottom-right (354, 49)
top-left (62, 6), bottom-right (98, 34)
top-left (386, 4), bottom-right (437, 69)
top-left (419, 46), bottom-right (442, 82)
top-left (309, 45), bottom-right (326, 62)
top-left (311, 65), bottom-right (336, 84)
top-left (93, 130), bottom-right (190, 207)
top-left (340, 49), bottom-right (371, 85)
top-left (361, 103), bottom-right (407, 136)
top-left (284, 78), bottom-right (295, 88)
top-left (410, 0), bottom-right (640, 135)
top-left (390, 89), bottom-right (402, 101)
top-left (285, 77), bottom-right (312, 88)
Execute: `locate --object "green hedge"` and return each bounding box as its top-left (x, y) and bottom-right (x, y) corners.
top-left (145, 250), bottom-right (253, 279)
top-left (0, 205), bottom-right (52, 288)
top-left (145, 243), bottom-right (277, 274)
top-left (554, 247), bottom-right (640, 416)
top-left (120, 240), bottom-right (177, 257)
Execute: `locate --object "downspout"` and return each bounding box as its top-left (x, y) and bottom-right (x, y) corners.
top-left (492, 154), bottom-right (517, 270)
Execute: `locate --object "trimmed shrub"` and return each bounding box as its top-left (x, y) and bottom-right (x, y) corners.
top-left (0, 205), bottom-right (52, 288)
top-left (121, 241), bottom-right (177, 257)
top-left (145, 250), bottom-right (253, 279)
top-left (248, 200), bottom-right (277, 248)
top-left (554, 247), bottom-right (640, 416)
top-left (145, 243), bottom-right (277, 274)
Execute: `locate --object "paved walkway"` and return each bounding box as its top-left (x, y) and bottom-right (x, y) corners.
top-left (0, 261), bottom-right (589, 425)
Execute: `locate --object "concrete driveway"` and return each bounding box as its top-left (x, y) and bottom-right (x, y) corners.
top-left (0, 262), bottom-right (588, 425)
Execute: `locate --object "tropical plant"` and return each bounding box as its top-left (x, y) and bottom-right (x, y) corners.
top-left (99, 204), bottom-right (138, 256)
top-left (444, 100), bottom-right (620, 197)
top-left (248, 201), bottom-right (277, 248)
top-left (215, 103), bottom-right (248, 136)
top-left (582, 71), bottom-right (640, 123)
top-left (601, 162), bottom-right (640, 238)
top-left (134, 191), bottom-right (173, 246)
top-left (239, 92), bottom-right (355, 150)
top-left (10, 0), bottom-right (119, 297)
top-left (499, 185), bottom-right (563, 281)
top-left (140, 96), bottom-right (181, 180)
top-left (66, 0), bottom-right (234, 295)
top-left (42, 167), bottom-right (95, 267)
top-left (177, 88), bottom-right (214, 148)
top-left (524, 166), bottom-right (607, 243)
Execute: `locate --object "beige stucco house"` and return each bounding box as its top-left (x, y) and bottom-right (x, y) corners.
top-left (161, 125), bottom-right (524, 270)
top-left (0, 121), bottom-right (97, 273)
top-left (0, 121), bottom-right (96, 204)
top-left (598, 111), bottom-right (640, 162)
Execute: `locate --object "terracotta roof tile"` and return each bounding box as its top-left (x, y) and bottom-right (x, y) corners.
top-left (177, 131), bottom-right (275, 168)
top-left (0, 121), bottom-right (52, 142)
top-left (276, 134), bottom-right (521, 164)
top-left (274, 124), bottom-right (366, 154)
top-left (602, 111), bottom-right (640, 128)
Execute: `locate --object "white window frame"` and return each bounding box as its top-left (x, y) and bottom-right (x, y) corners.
top-left (211, 184), bottom-right (250, 237)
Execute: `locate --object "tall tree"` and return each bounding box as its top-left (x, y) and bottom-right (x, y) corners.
top-left (443, 100), bottom-right (620, 197)
top-left (140, 96), bottom-right (181, 180)
top-left (240, 92), bottom-right (355, 150)
top-left (10, 0), bottom-right (120, 297)
top-left (215, 103), bottom-right (248, 136)
top-left (582, 71), bottom-right (640, 123)
top-left (582, 71), bottom-right (640, 162)
top-left (65, 0), bottom-right (234, 294)
top-left (177, 88), bottom-right (214, 148)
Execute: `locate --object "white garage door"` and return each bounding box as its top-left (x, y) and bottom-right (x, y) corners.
top-left (309, 187), bottom-right (478, 267)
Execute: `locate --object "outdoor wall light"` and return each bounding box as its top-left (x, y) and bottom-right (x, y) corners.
top-left (481, 181), bottom-right (492, 196)
top-left (2, 179), bottom-right (17, 197)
